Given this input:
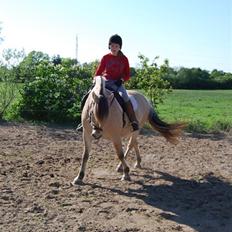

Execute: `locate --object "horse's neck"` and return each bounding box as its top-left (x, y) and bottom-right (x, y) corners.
top-left (93, 76), bottom-right (105, 96)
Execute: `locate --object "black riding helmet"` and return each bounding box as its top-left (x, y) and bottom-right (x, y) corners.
top-left (108, 34), bottom-right (122, 49)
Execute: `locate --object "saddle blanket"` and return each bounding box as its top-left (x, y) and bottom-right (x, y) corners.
top-left (129, 95), bottom-right (138, 111)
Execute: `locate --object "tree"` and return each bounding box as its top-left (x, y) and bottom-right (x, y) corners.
top-left (18, 51), bottom-right (50, 82)
top-left (52, 55), bottom-right (62, 66)
top-left (2, 48), bottom-right (25, 73)
top-left (0, 22), bottom-right (3, 44)
top-left (0, 49), bottom-right (25, 119)
top-left (135, 54), bottom-right (171, 105)
top-left (210, 69), bottom-right (225, 80)
top-left (18, 58), bottom-right (93, 122)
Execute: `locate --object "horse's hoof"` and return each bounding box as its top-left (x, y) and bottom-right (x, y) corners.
top-left (121, 174), bottom-right (131, 181)
top-left (116, 164), bottom-right (123, 173)
top-left (71, 178), bottom-right (84, 186)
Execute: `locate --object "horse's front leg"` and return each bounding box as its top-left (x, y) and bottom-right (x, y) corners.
top-left (113, 139), bottom-right (131, 181)
top-left (116, 140), bottom-right (132, 173)
top-left (116, 134), bottom-right (141, 172)
top-left (72, 131), bottom-right (92, 185)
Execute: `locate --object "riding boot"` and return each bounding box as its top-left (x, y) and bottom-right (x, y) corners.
top-left (124, 100), bottom-right (139, 131)
top-left (76, 91), bottom-right (90, 132)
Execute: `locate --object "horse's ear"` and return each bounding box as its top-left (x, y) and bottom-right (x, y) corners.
top-left (94, 76), bottom-right (102, 84)
top-left (93, 76), bottom-right (105, 96)
top-left (92, 77), bottom-right (96, 85)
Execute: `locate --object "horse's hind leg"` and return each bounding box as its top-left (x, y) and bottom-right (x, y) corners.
top-left (133, 137), bottom-right (142, 169)
top-left (113, 139), bottom-right (131, 181)
top-left (72, 131), bottom-right (92, 185)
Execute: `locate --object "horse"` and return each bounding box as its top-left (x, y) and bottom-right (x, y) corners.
top-left (72, 76), bottom-right (186, 184)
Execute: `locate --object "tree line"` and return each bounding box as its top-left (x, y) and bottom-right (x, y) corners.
top-left (1, 50), bottom-right (231, 89)
top-left (0, 49), bottom-right (231, 122)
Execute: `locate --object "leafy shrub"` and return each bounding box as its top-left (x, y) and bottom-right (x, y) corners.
top-left (0, 48), bottom-right (25, 119)
top-left (18, 61), bottom-right (92, 122)
top-left (134, 54), bottom-right (172, 105)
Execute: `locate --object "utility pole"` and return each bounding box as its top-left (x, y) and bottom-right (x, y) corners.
top-left (76, 34), bottom-right (78, 63)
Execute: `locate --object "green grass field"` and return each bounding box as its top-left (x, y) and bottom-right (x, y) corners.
top-left (156, 89), bottom-right (232, 133)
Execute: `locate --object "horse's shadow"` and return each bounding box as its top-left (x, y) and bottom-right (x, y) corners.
top-left (87, 171), bottom-right (232, 232)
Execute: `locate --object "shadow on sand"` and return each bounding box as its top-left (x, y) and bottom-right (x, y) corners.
top-left (140, 127), bottom-right (230, 142)
top-left (86, 171), bottom-right (232, 232)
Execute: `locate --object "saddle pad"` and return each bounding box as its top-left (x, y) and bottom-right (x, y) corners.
top-left (129, 95), bottom-right (138, 111)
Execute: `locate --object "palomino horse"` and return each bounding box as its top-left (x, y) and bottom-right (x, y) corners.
top-left (72, 76), bottom-right (185, 184)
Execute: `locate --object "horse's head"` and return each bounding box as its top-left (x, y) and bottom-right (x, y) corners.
top-left (91, 76), bottom-right (109, 122)
top-left (92, 76), bottom-right (105, 103)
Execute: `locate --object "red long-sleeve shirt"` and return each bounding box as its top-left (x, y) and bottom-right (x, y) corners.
top-left (95, 53), bottom-right (130, 81)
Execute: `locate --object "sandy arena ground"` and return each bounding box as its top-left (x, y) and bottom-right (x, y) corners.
top-left (0, 122), bottom-right (232, 232)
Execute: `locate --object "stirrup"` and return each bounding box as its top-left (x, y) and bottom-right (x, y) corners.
top-left (131, 121), bottom-right (139, 131)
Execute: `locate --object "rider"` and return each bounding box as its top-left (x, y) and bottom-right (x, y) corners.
top-left (76, 34), bottom-right (139, 132)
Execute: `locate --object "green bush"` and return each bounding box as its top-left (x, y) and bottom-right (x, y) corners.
top-left (17, 54), bottom-right (172, 123)
top-left (18, 61), bottom-right (92, 122)
top-left (134, 55), bottom-right (172, 105)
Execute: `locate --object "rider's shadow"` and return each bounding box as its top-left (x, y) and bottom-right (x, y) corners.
top-left (91, 171), bottom-right (232, 232)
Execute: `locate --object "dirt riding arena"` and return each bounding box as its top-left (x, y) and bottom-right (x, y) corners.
top-left (0, 122), bottom-right (232, 232)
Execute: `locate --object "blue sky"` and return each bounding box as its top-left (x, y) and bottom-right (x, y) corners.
top-left (0, 0), bottom-right (231, 72)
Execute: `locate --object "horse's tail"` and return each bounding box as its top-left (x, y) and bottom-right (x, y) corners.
top-left (95, 94), bottom-right (109, 122)
top-left (148, 108), bottom-right (186, 144)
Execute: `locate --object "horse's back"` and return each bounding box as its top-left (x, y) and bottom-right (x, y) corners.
top-left (127, 90), bottom-right (149, 103)
top-left (127, 90), bottom-right (151, 124)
